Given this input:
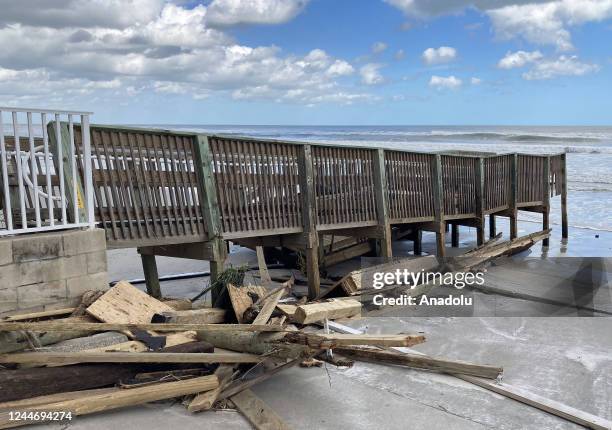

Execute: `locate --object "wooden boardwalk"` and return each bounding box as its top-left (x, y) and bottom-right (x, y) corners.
top-left (2, 125), bottom-right (568, 299)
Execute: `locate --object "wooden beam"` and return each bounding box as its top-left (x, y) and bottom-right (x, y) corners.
top-left (451, 224), bottom-right (459, 247)
top-left (293, 299), bottom-right (362, 324)
top-left (0, 375), bottom-right (219, 429)
top-left (140, 254), bottom-right (161, 299)
top-left (0, 351), bottom-right (263, 365)
top-left (432, 154), bottom-right (445, 257)
top-left (285, 332), bottom-right (426, 348)
top-left (231, 389), bottom-right (292, 430)
top-left (138, 241), bottom-right (215, 261)
top-left (0, 321), bottom-right (284, 333)
top-left (372, 148), bottom-right (392, 260)
top-left (335, 346), bottom-right (501, 379)
top-left (256, 246), bottom-right (272, 285)
top-left (1, 308), bottom-right (75, 322)
top-left (297, 144), bottom-right (320, 300)
top-left (489, 215), bottom-right (496, 239)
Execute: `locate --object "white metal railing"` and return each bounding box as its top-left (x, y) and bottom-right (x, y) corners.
top-left (0, 107), bottom-right (95, 236)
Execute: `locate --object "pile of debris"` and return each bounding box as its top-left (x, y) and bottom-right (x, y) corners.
top-left (0, 229), bottom-right (608, 430)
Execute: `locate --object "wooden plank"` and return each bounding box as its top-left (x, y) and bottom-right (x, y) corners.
top-left (152, 308), bottom-right (227, 324)
top-left (86, 280), bottom-right (173, 324)
top-left (188, 364), bottom-right (235, 413)
top-left (227, 284), bottom-right (268, 323)
top-left (256, 246), bottom-right (272, 285)
top-left (0, 321), bottom-right (283, 333)
top-left (293, 299), bottom-right (361, 324)
top-left (2, 308), bottom-right (75, 322)
top-left (335, 346), bottom-right (501, 379)
top-left (231, 389), bottom-right (292, 430)
top-left (0, 375), bottom-right (219, 429)
top-left (252, 288), bottom-right (285, 325)
top-left (0, 351), bottom-right (263, 365)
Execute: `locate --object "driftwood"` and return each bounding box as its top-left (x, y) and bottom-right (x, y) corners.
top-left (0, 375), bottom-right (219, 429)
top-left (293, 299), bottom-right (362, 324)
top-left (335, 346), bottom-right (502, 379)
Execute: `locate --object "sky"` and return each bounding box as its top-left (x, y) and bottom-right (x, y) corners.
top-left (0, 0), bottom-right (611, 125)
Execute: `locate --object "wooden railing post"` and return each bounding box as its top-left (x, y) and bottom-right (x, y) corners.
top-left (542, 155), bottom-right (551, 247)
top-left (561, 152), bottom-right (568, 239)
top-left (509, 154), bottom-right (518, 239)
top-left (432, 154), bottom-right (445, 257)
top-left (475, 157), bottom-right (485, 246)
top-left (297, 144), bottom-right (320, 299)
top-left (372, 148), bottom-right (392, 260)
top-left (193, 134), bottom-right (227, 303)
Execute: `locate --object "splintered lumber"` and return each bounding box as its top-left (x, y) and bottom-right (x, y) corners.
top-left (0, 321), bottom-right (283, 333)
top-left (293, 299), bottom-right (362, 324)
top-left (230, 389), bottom-right (292, 430)
top-left (228, 284), bottom-right (268, 323)
top-left (335, 346), bottom-right (502, 379)
top-left (276, 304), bottom-right (297, 319)
top-left (251, 287), bottom-right (287, 325)
top-left (0, 316), bottom-right (97, 354)
top-left (284, 333), bottom-right (426, 349)
top-left (86, 281), bottom-right (174, 324)
top-left (0, 375), bottom-right (219, 429)
top-left (2, 308), bottom-right (75, 322)
top-left (0, 388), bottom-right (118, 411)
top-left (151, 308), bottom-right (227, 324)
top-left (0, 351), bottom-right (263, 365)
top-left (188, 364), bottom-right (235, 412)
top-left (457, 375), bottom-right (612, 430)
top-left (256, 246), bottom-right (272, 285)
top-left (0, 364), bottom-right (139, 403)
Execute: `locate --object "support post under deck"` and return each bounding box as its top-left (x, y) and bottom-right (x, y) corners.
top-left (561, 153), bottom-right (568, 239)
top-left (140, 253), bottom-right (161, 299)
top-left (298, 144), bottom-right (320, 299)
top-left (451, 224), bottom-right (459, 248)
top-left (543, 156), bottom-right (551, 247)
top-left (475, 157), bottom-right (485, 246)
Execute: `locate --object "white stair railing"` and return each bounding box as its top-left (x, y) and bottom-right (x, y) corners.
top-left (0, 107), bottom-right (95, 235)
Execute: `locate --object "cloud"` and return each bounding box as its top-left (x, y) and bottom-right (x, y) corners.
top-left (498, 50), bottom-right (544, 68)
top-left (372, 42), bottom-right (388, 53)
top-left (205, 0), bottom-right (309, 26)
top-left (422, 46), bottom-right (457, 65)
top-left (394, 49), bottom-right (406, 60)
top-left (471, 77), bottom-right (482, 84)
top-left (429, 75), bottom-right (462, 89)
top-left (360, 63), bottom-right (385, 85)
top-left (0, 1), bottom-right (370, 107)
top-left (522, 55), bottom-right (599, 79)
top-left (386, 0), bottom-right (612, 51)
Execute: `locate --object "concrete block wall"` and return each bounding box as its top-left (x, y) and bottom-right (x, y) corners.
top-left (0, 228), bottom-right (108, 316)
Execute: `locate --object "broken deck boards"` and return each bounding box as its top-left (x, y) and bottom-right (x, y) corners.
top-left (231, 389), bottom-right (292, 430)
top-left (293, 299), bottom-right (362, 324)
top-left (0, 351), bottom-right (263, 365)
top-left (86, 281), bottom-right (174, 324)
top-left (228, 284), bottom-right (268, 323)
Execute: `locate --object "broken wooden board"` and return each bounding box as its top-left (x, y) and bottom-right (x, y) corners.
top-left (228, 284), bottom-right (268, 323)
top-left (1, 308), bottom-right (75, 322)
top-left (276, 304), bottom-right (298, 319)
top-left (151, 309), bottom-right (227, 324)
top-left (252, 288), bottom-right (287, 325)
top-left (256, 246), bottom-right (272, 285)
top-left (0, 375), bottom-right (219, 429)
top-left (231, 389), bottom-right (292, 430)
top-left (335, 346), bottom-right (502, 379)
top-left (285, 333), bottom-right (426, 349)
top-left (188, 364), bottom-right (235, 413)
top-left (0, 322), bottom-right (283, 333)
top-left (293, 299), bottom-right (362, 324)
top-left (0, 351), bottom-right (263, 365)
top-left (86, 281), bottom-right (173, 324)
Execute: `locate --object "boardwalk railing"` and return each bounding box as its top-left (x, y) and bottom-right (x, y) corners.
top-left (0, 107), bottom-right (95, 236)
top-left (58, 125), bottom-right (564, 249)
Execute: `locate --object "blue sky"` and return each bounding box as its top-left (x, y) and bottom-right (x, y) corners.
top-left (0, 0), bottom-right (611, 125)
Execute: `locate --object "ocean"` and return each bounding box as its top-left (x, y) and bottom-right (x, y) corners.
top-left (155, 125), bottom-right (612, 234)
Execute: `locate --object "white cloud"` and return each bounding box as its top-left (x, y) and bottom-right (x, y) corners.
top-left (522, 55), bottom-right (599, 79)
top-left (205, 0), bottom-right (309, 26)
top-left (429, 75), bottom-right (462, 89)
top-left (386, 0), bottom-right (612, 51)
top-left (498, 50), bottom-right (544, 68)
top-left (422, 46), bottom-right (457, 65)
top-left (471, 77), bottom-right (482, 84)
top-left (394, 49), bottom-right (406, 60)
top-left (372, 42), bottom-right (388, 53)
top-left (0, 2), bottom-right (369, 107)
top-left (360, 63), bottom-right (385, 85)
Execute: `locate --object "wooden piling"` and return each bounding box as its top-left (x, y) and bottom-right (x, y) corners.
top-left (140, 253), bottom-right (161, 299)
top-left (543, 156), bottom-right (551, 247)
top-left (489, 215), bottom-right (496, 238)
top-left (561, 153), bottom-right (568, 239)
top-left (373, 148), bottom-right (392, 260)
top-left (298, 144), bottom-right (320, 299)
top-left (451, 224), bottom-right (459, 247)
top-left (413, 229), bottom-right (422, 256)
